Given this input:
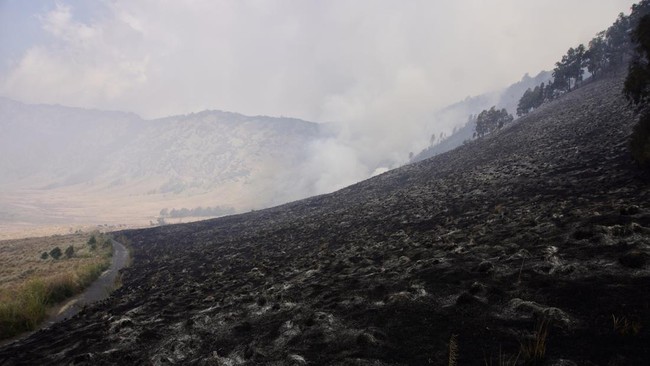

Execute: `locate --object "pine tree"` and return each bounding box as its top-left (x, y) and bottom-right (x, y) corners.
top-left (606, 13), bottom-right (631, 68)
top-left (475, 106), bottom-right (513, 137)
top-left (586, 32), bottom-right (607, 78)
top-left (517, 88), bottom-right (533, 116)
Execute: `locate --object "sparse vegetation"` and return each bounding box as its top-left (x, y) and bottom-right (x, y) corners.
top-left (0, 232), bottom-right (113, 340)
top-left (484, 347), bottom-right (520, 366)
top-left (520, 318), bottom-right (549, 365)
top-left (612, 314), bottom-right (643, 336)
top-left (0, 261), bottom-right (110, 339)
top-left (474, 106), bottom-right (513, 138)
top-left (85, 232), bottom-right (112, 251)
top-left (87, 235), bottom-right (97, 250)
top-left (518, 1), bottom-right (650, 117)
top-left (159, 205), bottom-right (236, 219)
top-left (49, 246), bottom-right (62, 260)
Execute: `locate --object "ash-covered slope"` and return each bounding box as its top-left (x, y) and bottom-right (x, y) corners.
top-left (2, 71), bottom-right (649, 365)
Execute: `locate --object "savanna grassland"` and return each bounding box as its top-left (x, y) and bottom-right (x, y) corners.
top-left (0, 232), bottom-right (113, 340)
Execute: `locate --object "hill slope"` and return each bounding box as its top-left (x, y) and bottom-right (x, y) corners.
top-left (1, 71), bottom-right (649, 364)
top-left (411, 70), bottom-right (552, 163)
top-left (0, 100), bottom-right (324, 230)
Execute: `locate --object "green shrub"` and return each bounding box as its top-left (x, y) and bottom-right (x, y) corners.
top-left (49, 247), bottom-right (62, 260)
top-left (87, 235), bottom-right (97, 250)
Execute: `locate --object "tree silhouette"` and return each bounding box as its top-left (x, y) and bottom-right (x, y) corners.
top-left (49, 247), bottom-right (62, 260)
top-left (475, 107), bottom-right (513, 137)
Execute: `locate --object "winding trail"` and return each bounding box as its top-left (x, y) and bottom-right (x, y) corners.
top-left (47, 239), bottom-right (129, 324)
top-left (0, 240), bottom-right (129, 347)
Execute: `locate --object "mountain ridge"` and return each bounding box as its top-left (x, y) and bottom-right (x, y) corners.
top-left (412, 70), bottom-right (552, 163)
top-left (0, 98), bottom-right (326, 228)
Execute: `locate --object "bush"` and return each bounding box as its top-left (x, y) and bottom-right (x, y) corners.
top-left (49, 247), bottom-right (62, 260)
top-left (64, 245), bottom-right (74, 258)
top-left (40, 252), bottom-right (48, 260)
top-left (87, 235), bottom-right (97, 250)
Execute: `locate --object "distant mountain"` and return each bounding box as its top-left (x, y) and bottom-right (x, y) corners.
top-left (411, 70), bottom-right (552, 163)
top-left (0, 98), bottom-right (326, 227)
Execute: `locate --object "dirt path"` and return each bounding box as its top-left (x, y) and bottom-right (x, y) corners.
top-left (0, 240), bottom-right (129, 347)
top-left (46, 239), bottom-right (129, 324)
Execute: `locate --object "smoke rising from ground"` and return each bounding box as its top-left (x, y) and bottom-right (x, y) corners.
top-left (0, 0), bottom-right (638, 199)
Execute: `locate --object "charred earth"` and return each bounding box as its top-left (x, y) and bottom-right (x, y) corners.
top-left (1, 71), bottom-right (649, 365)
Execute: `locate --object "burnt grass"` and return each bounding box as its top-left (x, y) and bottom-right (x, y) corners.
top-left (2, 71), bottom-right (650, 365)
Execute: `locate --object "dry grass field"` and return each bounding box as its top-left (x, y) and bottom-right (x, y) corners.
top-left (0, 178), bottom-right (249, 241)
top-left (0, 232), bottom-right (113, 340)
top-left (0, 233), bottom-right (103, 290)
top-left (0, 223), bottom-right (133, 243)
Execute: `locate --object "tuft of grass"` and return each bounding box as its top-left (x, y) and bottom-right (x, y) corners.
top-left (77, 261), bottom-right (110, 288)
top-left (0, 278), bottom-right (49, 338)
top-left (45, 272), bottom-right (76, 304)
top-left (520, 318), bottom-right (549, 365)
top-left (612, 314), bottom-right (643, 336)
top-left (484, 346), bottom-right (520, 366)
top-left (0, 258), bottom-right (111, 340)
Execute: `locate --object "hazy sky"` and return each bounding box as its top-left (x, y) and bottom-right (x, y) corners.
top-left (0, 0), bottom-right (637, 121)
top-left (0, 0), bottom-right (641, 200)
top-left (0, 0), bottom-right (640, 178)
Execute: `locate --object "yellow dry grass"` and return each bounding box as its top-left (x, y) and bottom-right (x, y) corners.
top-left (0, 232), bottom-right (113, 339)
top-left (0, 233), bottom-right (105, 291)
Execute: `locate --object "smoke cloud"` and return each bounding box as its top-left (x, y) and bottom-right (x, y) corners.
top-left (0, 0), bottom-right (638, 197)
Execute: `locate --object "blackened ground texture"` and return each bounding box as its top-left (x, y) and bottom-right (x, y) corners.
top-left (2, 70), bottom-right (649, 365)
